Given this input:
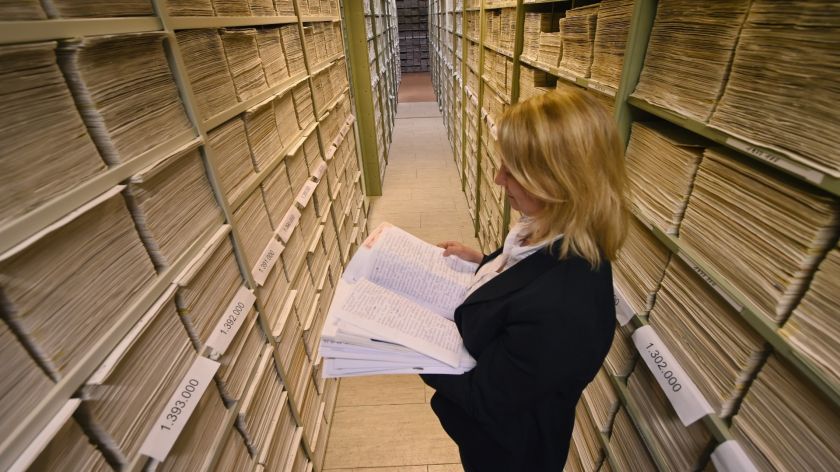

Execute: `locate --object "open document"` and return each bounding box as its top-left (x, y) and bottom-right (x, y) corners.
top-left (320, 223), bottom-right (478, 377)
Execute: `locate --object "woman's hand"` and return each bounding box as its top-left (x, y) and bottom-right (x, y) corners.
top-left (437, 241), bottom-right (484, 264)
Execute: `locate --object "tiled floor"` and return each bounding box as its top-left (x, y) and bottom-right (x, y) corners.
top-left (321, 101), bottom-right (478, 472)
top-left (397, 73), bottom-right (436, 103)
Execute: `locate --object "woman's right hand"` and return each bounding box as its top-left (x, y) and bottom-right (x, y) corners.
top-left (437, 241), bottom-right (484, 264)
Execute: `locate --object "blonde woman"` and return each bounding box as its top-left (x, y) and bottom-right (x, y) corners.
top-left (422, 88), bottom-right (627, 471)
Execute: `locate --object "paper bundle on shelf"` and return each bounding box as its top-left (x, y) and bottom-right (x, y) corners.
top-left (627, 365), bottom-right (712, 471)
top-left (730, 355), bottom-right (840, 470)
top-left (27, 411), bottom-right (110, 471)
top-left (0, 189), bottom-right (155, 380)
top-left (262, 248), bottom-right (291, 328)
top-left (0, 41), bottom-right (106, 226)
top-left (263, 395), bottom-right (299, 471)
top-left (244, 99), bottom-right (284, 172)
top-left (232, 189), bottom-right (275, 267)
top-left (47, 0), bottom-right (153, 17)
top-left (625, 122), bottom-right (704, 235)
top-left (260, 162), bottom-right (294, 230)
top-left (176, 29), bottom-right (238, 121)
top-left (237, 348), bottom-right (286, 459)
top-left (215, 311), bottom-right (265, 404)
top-left (58, 32), bottom-right (193, 165)
top-left (537, 31), bottom-right (562, 67)
top-left (286, 145), bottom-right (310, 195)
top-left (158, 385), bottom-right (228, 471)
top-left (0, 0), bottom-right (45, 19)
top-left (256, 27), bottom-right (290, 87)
top-left (780, 244), bottom-right (840, 394)
top-left (632, 0), bottom-right (750, 122)
top-left (125, 146), bottom-right (224, 270)
top-left (281, 25), bottom-right (306, 76)
top-left (300, 377), bottom-right (323, 444)
top-left (215, 428), bottom-right (255, 470)
top-left (582, 368), bottom-right (619, 434)
top-left (247, 0), bottom-right (275, 16)
top-left (612, 218), bottom-right (671, 315)
top-left (166, 0), bottom-right (214, 16)
top-left (590, 0), bottom-right (634, 90)
top-left (604, 323), bottom-right (635, 378)
top-left (220, 28), bottom-right (269, 102)
top-left (276, 0), bottom-right (295, 15)
top-left (292, 82), bottom-right (315, 129)
top-left (175, 236), bottom-right (243, 348)
top-left (558, 4), bottom-right (598, 77)
top-left (282, 226), bottom-right (309, 284)
top-left (608, 407), bottom-right (657, 471)
top-left (679, 149), bottom-right (840, 324)
top-left (568, 401), bottom-right (605, 471)
top-left (519, 65), bottom-right (555, 101)
top-left (207, 117), bottom-right (257, 203)
top-left (274, 90), bottom-right (301, 145)
top-left (649, 257), bottom-right (765, 418)
top-left (212, 0), bottom-right (250, 16)
top-left (78, 289), bottom-right (194, 465)
top-left (709, 0), bottom-right (840, 178)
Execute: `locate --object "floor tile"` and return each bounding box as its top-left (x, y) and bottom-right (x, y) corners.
top-left (336, 375), bottom-right (426, 407)
top-left (428, 465), bottom-right (464, 472)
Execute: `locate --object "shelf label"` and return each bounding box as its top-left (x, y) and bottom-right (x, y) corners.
top-left (312, 158), bottom-right (328, 181)
top-left (251, 237), bottom-right (285, 286)
top-left (296, 180), bottom-right (318, 208)
top-left (678, 252), bottom-right (743, 312)
top-left (726, 137), bottom-right (823, 184)
top-left (206, 286), bottom-right (256, 355)
top-left (326, 144), bottom-right (338, 161)
top-left (587, 80), bottom-right (617, 97)
top-left (277, 206), bottom-right (301, 243)
top-left (632, 325), bottom-right (713, 426)
top-left (711, 440), bottom-right (758, 472)
top-left (140, 356), bottom-right (219, 461)
top-left (613, 285), bottom-right (635, 326)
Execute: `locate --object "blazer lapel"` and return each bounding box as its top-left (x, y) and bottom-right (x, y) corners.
top-left (461, 240), bottom-right (563, 306)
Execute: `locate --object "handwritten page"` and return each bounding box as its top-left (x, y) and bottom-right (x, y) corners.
top-left (337, 279), bottom-right (474, 368)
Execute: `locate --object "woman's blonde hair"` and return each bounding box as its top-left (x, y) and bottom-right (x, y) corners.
top-left (496, 88), bottom-right (628, 267)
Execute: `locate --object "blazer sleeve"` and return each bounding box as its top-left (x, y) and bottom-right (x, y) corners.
top-left (421, 268), bottom-right (611, 427)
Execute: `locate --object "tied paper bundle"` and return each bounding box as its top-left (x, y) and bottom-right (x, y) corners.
top-left (320, 223), bottom-right (478, 377)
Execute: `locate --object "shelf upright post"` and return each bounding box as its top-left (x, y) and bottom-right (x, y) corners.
top-left (614, 0), bottom-right (657, 145)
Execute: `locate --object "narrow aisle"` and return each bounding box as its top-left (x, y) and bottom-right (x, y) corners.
top-left (322, 92), bottom-right (479, 472)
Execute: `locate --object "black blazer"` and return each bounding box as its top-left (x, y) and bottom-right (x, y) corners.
top-left (421, 240), bottom-right (615, 471)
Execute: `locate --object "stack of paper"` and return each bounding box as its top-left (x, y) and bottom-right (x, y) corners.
top-left (247, 0), bottom-right (275, 16)
top-left (608, 407), bottom-right (657, 471)
top-left (275, 305), bottom-right (306, 396)
top-left (0, 189), bottom-right (155, 380)
top-left (613, 218), bottom-right (671, 314)
top-left (290, 442), bottom-right (307, 471)
top-left (232, 189), bottom-right (275, 268)
top-left (214, 428), bottom-right (255, 471)
top-left (300, 378), bottom-right (322, 445)
top-left (282, 227), bottom-right (308, 285)
top-left (293, 82), bottom-right (315, 129)
top-left (499, 8), bottom-right (516, 54)
top-left (569, 401), bottom-right (605, 471)
top-left (79, 289), bottom-right (193, 465)
top-left (256, 27), bottom-right (290, 87)
top-left (582, 368), bottom-right (619, 433)
top-left (519, 65), bottom-right (555, 101)
top-left (627, 365), bottom-right (711, 471)
top-left (0, 321), bottom-right (55, 439)
top-left (125, 146), bottom-right (224, 269)
top-left (175, 237), bottom-right (243, 348)
top-left (216, 311), bottom-right (265, 404)
top-left (244, 99), bottom-right (283, 172)
top-left (59, 33), bottom-right (192, 164)
top-left (274, 90), bottom-right (301, 145)
top-left (263, 396), bottom-right (299, 471)
top-left (605, 324), bottom-right (635, 378)
top-left (632, 0), bottom-right (750, 122)
top-left (558, 4), bottom-right (598, 77)
top-left (27, 413), bottom-right (110, 471)
top-left (207, 117), bottom-right (257, 203)
top-left (709, 0), bottom-right (840, 177)
top-left (625, 122), bottom-right (704, 235)
top-left (320, 224), bottom-right (477, 377)
top-left (176, 30), bottom-right (238, 121)
top-left (276, 0), bottom-right (294, 15)
top-left (781, 243), bottom-right (839, 393)
top-left (47, 0), bottom-right (153, 17)
top-left (260, 162), bottom-right (294, 229)
top-left (0, 42), bottom-right (105, 226)
top-left (281, 25), bottom-right (306, 76)
top-left (221, 28), bottom-right (269, 102)
top-left (237, 349), bottom-right (286, 459)
top-left (679, 149), bottom-right (840, 324)
top-left (0, 0), bottom-right (45, 19)
top-left (590, 0), bottom-right (634, 90)
top-left (158, 385), bottom-right (228, 471)
top-left (537, 31), bottom-right (562, 67)
top-left (166, 0), bottom-right (213, 16)
top-left (286, 145), bottom-right (310, 194)
top-left (730, 355), bottom-right (840, 470)
top-left (649, 257), bottom-right (765, 418)
top-left (212, 0), bottom-right (250, 16)
top-left (262, 248), bottom-right (291, 328)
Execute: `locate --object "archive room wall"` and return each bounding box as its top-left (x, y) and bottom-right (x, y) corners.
top-left (430, 0), bottom-right (840, 470)
top-left (0, 0), bottom-right (372, 470)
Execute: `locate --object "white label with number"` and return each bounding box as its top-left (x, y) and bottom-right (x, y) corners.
top-left (312, 159), bottom-right (328, 181)
top-left (711, 440), bottom-right (758, 472)
top-left (632, 325), bottom-right (713, 426)
top-left (726, 137), bottom-right (823, 184)
top-left (679, 253), bottom-right (744, 312)
top-left (140, 356), bottom-right (220, 461)
top-left (277, 206), bottom-right (301, 242)
top-left (613, 285), bottom-right (634, 326)
top-left (251, 237), bottom-right (284, 286)
top-left (206, 286), bottom-right (256, 355)
top-left (296, 180), bottom-right (318, 208)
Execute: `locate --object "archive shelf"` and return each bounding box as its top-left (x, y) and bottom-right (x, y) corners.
top-left (0, 17), bottom-right (163, 45)
top-left (167, 15), bottom-right (299, 29)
